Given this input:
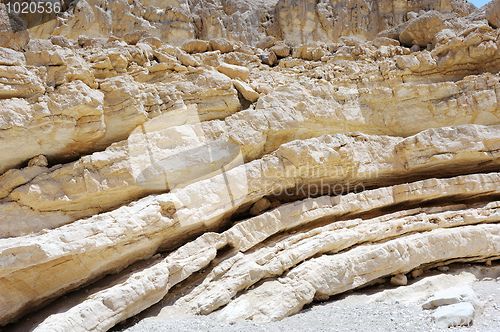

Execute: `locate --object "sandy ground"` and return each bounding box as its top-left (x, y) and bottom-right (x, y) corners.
top-left (122, 262), bottom-right (500, 332)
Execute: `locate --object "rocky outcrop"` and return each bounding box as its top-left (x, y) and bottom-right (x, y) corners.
top-left (0, 42), bottom-right (242, 174)
top-left (10, 0), bottom-right (476, 47)
top-left (14, 176), bottom-right (500, 330)
top-left (1, 2), bottom-right (500, 331)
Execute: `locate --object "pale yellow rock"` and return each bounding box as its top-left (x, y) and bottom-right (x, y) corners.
top-left (216, 224), bottom-right (500, 322)
top-left (217, 59), bottom-right (249, 78)
top-left (399, 11), bottom-right (451, 47)
top-left (269, 42), bottom-right (291, 57)
top-left (0, 47), bottom-right (25, 66)
top-left (391, 274), bottom-right (408, 286)
top-left (209, 38), bottom-right (234, 53)
top-left (168, 201), bottom-right (500, 318)
top-left (412, 269), bottom-right (424, 278)
top-left (1, 4), bottom-right (500, 330)
top-left (232, 79), bottom-right (260, 102)
top-left (27, 155), bottom-right (48, 168)
top-left (0, 4), bottom-right (30, 51)
top-left (181, 39), bottom-right (210, 54)
top-left (249, 198), bottom-right (271, 216)
top-left (0, 166), bottom-right (47, 200)
top-left (293, 43), bottom-right (327, 61)
top-left (483, 0), bottom-right (500, 28)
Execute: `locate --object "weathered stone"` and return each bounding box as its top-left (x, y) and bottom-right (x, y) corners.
top-left (209, 38), bottom-right (233, 53)
top-left (256, 36), bottom-right (276, 49)
top-left (484, 0), bottom-right (500, 28)
top-left (249, 197), bottom-right (271, 216)
top-left (181, 39), bottom-right (210, 54)
top-left (431, 302), bottom-right (475, 328)
top-left (232, 79), bottom-right (260, 102)
top-left (0, 47), bottom-right (25, 65)
top-left (399, 11), bottom-right (450, 47)
top-left (0, 4), bottom-right (30, 51)
top-left (27, 155), bottom-right (48, 167)
top-left (259, 51), bottom-right (278, 66)
top-left (269, 42), bottom-right (291, 57)
top-left (123, 30), bottom-right (153, 46)
top-left (390, 274), bottom-right (408, 286)
top-left (372, 37), bottom-right (400, 48)
top-left (217, 62), bottom-right (249, 80)
top-left (422, 285), bottom-right (478, 309)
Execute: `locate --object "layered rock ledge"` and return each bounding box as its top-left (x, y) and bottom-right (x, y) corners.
top-left (1, 0), bottom-right (500, 331)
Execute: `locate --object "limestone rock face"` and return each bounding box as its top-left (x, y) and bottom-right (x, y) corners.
top-left (0, 5), bottom-right (30, 51)
top-left (1, 2), bottom-right (500, 332)
top-left (19, 0), bottom-right (476, 47)
top-left (477, 0), bottom-right (500, 28)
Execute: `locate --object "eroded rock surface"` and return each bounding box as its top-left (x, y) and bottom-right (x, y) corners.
top-left (0, 1), bottom-right (500, 331)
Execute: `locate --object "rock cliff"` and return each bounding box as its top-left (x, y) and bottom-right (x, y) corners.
top-left (0, 0), bottom-right (500, 331)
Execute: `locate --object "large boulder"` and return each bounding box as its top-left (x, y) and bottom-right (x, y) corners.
top-left (0, 4), bottom-right (30, 51)
top-left (399, 11), bottom-right (450, 47)
top-left (484, 0), bottom-right (500, 28)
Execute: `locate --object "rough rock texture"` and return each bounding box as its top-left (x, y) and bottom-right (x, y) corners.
top-left (1, 1), bottom-right (500, 332)
top-left (8, 0), bottom-right (476, 46)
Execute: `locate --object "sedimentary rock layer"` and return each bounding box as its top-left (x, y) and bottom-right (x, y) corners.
top-left (2, 2), bottom-right (500, 331)
top-left (3, 124), bottom-right (500, 237)
top-left (1, 170), bottom-right (500, 326)
top-left (28, 198), bottom-right (500, 330)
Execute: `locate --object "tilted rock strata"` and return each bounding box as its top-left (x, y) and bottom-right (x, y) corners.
top-left (3, 124), bottom-right (500, 237)
top-left (28, 198), bottom-right (500, 330)
top-left (1, 2), bottom-right (500, 330)
top-left (1, 171), bottom-right (500, 325)
top-left (185, 202), bottom-right (500, 319)
top-left (2, 10), bottom-right (500, 175)
top-left (0, 43), bottom-right (242, 174)
top-left (216, 224), bottom-right (500, 322)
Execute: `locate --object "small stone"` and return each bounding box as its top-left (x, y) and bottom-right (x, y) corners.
top-left (139, 37), bottom-right (162, 49)
top-left (437, 266), bottom-right (449, 272)
top-left (411, 269), bottom-right (423, 278)
top-left (181, 39), bottom-right (210, 54)
top-left (256, 36), bottom-right (276, 50)
top-left (407, 11), bottom-right (418, 20)
top-left (209, 38), bottom-right (234, 54)
top-left (422, 285), bottom-right (478, 309)
top-left (232, 79), bottom-right (260, 103)
top-left (123, 30), bottom-right (152, 45)
top-left (410, 44), bottom-right (420, 52)
top-left (269, 42), bottom-right (291, 57)
top-left (485, 260), bottom-right (492, 266)
top-left (431, 302), bottom-right (475, 328)
top-left (390, 274), bottom-right (408, 286)
top-left (217, 63), bottom-right (250, 80)
top-left (249, 198), bottom-right (271, 216)
top-left (372, 37), bottom-right (400, 48)
top-left (28, 155), bottom-right (48, 167)
top-left (259, 51), bottom-right (278, 66)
